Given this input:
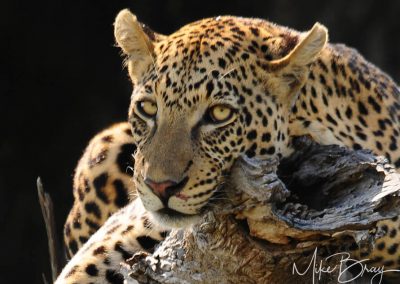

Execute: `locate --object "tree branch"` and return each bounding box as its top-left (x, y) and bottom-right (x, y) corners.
top-left (37, 177), bottom-right (61, 283)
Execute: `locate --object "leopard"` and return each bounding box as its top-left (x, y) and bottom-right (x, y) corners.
top-left (56, 9), bottom-right (400, 283)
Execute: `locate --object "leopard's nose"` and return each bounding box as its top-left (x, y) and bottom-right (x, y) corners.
top-left (145, 179), bottom-right (177, 198)
top-left (144, 177), bottom-right (188, 204)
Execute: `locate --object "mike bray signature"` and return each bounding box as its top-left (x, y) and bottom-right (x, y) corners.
top-left (292, 247), bottom-right (400, 284)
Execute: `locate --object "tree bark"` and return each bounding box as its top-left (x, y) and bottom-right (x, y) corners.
top-left (37, 177), bottom-right (61, 283)
top-left (120, 137), bottom-right (400, 284)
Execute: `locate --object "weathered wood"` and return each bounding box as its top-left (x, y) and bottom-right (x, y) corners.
top-left (121, 137), bottom-right (400, 283)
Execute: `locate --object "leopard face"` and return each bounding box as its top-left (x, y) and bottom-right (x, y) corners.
top-left (115, 10), bottom-right (327, 227)
top-left (128, 55), bottom-right (247, 227)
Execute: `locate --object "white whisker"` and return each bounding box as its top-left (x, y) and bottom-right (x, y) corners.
top-left (218, 67), bottom-right (237, 80)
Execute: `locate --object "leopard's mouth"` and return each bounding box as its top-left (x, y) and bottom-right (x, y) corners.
top-left (139, 176), bottom-right (225, 227)
top-left (151, 207), bottom-right (201, 228)
top-left (156, 207), bottom-right (192, 218)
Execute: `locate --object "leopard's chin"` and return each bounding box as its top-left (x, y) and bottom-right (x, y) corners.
top-left (151, 207), bottom-right (202, 228)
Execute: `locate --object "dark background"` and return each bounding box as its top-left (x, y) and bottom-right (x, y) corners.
top-left (2, 0), bottom-right (400, 282)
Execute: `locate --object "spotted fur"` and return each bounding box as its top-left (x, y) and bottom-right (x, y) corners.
top-left (63, 123), bottom-right (136, 258)
top-left (57, 9), bottom-right (400, 283)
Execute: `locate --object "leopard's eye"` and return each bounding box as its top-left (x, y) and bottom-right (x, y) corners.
top-left (208, 105), bottom-right (236, 124)
top-left (136, 101), bottom-right (157, 119)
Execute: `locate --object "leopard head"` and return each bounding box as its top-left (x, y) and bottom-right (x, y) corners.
top-left (114, 9), bottom-right (327, 227)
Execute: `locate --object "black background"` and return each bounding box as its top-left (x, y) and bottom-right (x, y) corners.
top-left (2, 0), bottom-right (400, 282)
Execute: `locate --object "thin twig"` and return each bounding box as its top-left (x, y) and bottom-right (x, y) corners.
top-left (42, 273), bottom-right (49, 284)
top-left (37, 177), bottom-right (60, 282)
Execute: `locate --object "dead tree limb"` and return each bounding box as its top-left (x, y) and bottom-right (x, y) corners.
top-left (121, 137), bottom-right (400, 283)
top-left (37, 177), bottom-right (61, 282)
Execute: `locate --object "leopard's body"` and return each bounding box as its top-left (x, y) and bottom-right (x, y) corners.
top-left (56, 9), bottom-right (400, 283)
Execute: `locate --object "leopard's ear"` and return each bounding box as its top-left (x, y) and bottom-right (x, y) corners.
top-left (114, 9), bottom-right (156, 83)
top-left (269, 23), bottom-right (328, 70)
top-left (265, 23), bottom-right (328, 106)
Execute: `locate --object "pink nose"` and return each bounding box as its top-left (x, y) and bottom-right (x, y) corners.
top-left (144, 177), bottom-right (189, 205)
top-left (144, 179), bottom-right (177, 198)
